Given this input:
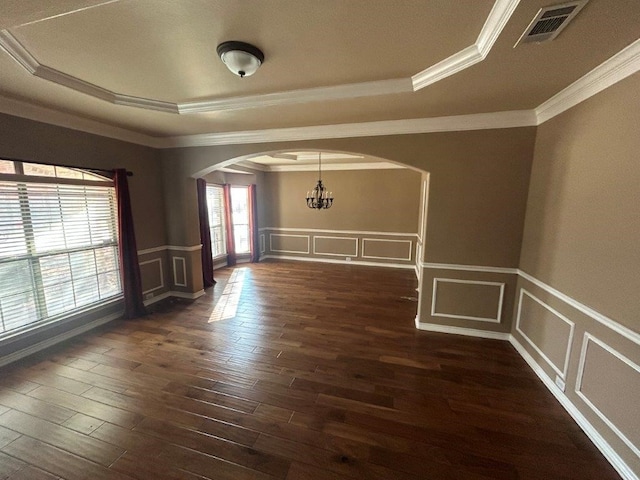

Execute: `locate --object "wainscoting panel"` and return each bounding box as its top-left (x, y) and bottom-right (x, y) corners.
top-left (576, 334), bottom-right (640, 458)
top-left (361, 238), bottom-right (412, 261)
top-left (260, 228), bottom-right (416, 268)
top-left (313, 236), bottom-right (358, 257)
top-left (516, 289), bottom-right (575, 379)
top-left (139, 258), bottom-right (164, 295)
top-left (417, 266), bottom-right (517, 334)
top-left (269, 233), bottom-right (310, 254)
top-left (431, 278), bottom-right (505, 323)
top-left (512, 273), bottom-right (640, 479)
top-left (172, 256), bottom-right (187, 287)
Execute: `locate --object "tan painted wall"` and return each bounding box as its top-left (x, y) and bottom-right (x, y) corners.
top-left (0, 113), bottom-right (166, 250)
top-left (514, 74), bottom-right (640, 474)
top-left (520, 74), bottom-right (640, 333)
top-left (261, 169), bottom-right (420, 233)
top-left (160, 127), bottom-right (535, 268)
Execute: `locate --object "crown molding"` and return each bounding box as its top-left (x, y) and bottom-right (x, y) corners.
top-left (158, 110), bottom-right (537, 148)
top-left (178, 78), bottom-right (412, 114)
top-left (535, 38), bottom-right (640, 124)
top-left (412, 0), bottom-right (520, 90)
top-left (0, 0), bottom-right (518, 113)
top-left (256, 162), bottom-right (404, 172)
top-left (0, 34), bottom-right (636, 150)
top-left (0, 95), bottom-right (160, 147)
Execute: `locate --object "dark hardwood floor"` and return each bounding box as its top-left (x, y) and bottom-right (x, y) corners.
top-left (0, 260), bottom-right (620, 479)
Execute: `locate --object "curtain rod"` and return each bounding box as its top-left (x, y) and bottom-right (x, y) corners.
top-left (0, 156), bottom-right (133, 176)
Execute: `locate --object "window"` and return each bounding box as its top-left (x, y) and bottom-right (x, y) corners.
top-left (230, 186), bottom-right (250, 254)
top-left (205, 185), bottom-right (226, 258)
top-left (0, 160), bottom-right (121, 339)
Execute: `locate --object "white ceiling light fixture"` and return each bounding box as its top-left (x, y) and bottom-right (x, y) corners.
top-left (217, 41), bottom-right (264, 78)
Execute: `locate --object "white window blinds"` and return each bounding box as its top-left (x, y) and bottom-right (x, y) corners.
top-left (205, 185), bottom-right (226, 258)
top-left (0, 166), bottom-right (121, 338)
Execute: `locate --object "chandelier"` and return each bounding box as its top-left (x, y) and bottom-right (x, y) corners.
top-left (306, 153), bottom-right (333, 209)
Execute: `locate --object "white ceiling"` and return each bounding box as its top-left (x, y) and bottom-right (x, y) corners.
top-left (0, 0), bottom-right (638, 146)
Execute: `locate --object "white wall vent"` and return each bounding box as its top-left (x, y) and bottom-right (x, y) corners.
top-left (514, 1), bottom-right (588, 47)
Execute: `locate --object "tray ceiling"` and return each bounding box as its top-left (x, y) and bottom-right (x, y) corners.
top-left (0, 0), bottom-right (638, 143)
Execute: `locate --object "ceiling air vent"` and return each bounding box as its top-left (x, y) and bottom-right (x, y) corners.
top-left (515, 1), bottom-right (588, 47)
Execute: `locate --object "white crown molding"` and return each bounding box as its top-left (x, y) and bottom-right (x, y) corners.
top-left (0, 95), bottom-right (160, 147)
top-left (535, 38), bottom-right (640, 124)
top-left (158, 110), bottom-right (537, 148)
top-left (411, 0), bottom-right (521, 90)
top-left (0, 35), bottom-right (637, 149)
top-left (0, 1), bottom-right (518, 113)
top-left (261, 162), bottom-right (404, 172)
top-left (178, 78), bottom-right (412, 114)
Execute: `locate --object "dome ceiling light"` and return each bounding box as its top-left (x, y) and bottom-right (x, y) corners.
top-left (216, 41), bottom-right (264, 78)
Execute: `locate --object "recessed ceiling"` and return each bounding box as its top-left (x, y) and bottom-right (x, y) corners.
top-left (0, 0), bottom-right (638, 142)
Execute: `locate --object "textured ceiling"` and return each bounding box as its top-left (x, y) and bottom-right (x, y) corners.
top-left (0, 0), bottom-right (638, 140)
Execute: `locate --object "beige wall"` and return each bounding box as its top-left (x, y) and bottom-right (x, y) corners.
top-left (262, 169), bottom-right (420, 232)
top-left (513, 74), bottom-right (640, 474)
top-left (160, 127), bottom-right (535, 268)
top-left (0, 113), bottom-right (166, 250)
top-left (520, 74), bottom-right (640, 333)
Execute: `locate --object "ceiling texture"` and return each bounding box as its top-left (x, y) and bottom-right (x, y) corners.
top-left (0, 0), bottom-right (638, 148)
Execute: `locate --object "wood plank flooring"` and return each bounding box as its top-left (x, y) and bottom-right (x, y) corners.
top-left (0, 260), bottom-right (621, 479)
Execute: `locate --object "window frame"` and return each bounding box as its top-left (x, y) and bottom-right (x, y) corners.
top-left (0, 160), bottom-right (122, 341)
top-left (205, 184), bottom-right (227, 259)
top-left (230, 185), bottom-right (251, 255)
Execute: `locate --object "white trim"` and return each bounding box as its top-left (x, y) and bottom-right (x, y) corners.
top-left (172, 257), bottom-right (187, 287)
top-left (179, 78), bottom-right (412, 113)
top-left (261, 254), bottom-right (415, 270)
top-left (411, 0), bottom-right (520, 90)
top-left (416, 322), bottom-right (510, 340)
top-left (139, 258), bottom-right (164, 295)
top-left (166, 244), bottom-right (202, 252)
top-left (158, 110), bottom-right (537, 148)
top-left (510, 335), bottom-right (639, 480)
top-left (137, 244), bottom-right (202, 255)
top-left (518, 270), bottom-right (640, 346)
top-left (361, 238), bottom-right (412, 262)
top-left (137, 245), bottom-right (167, 256)
top-left (0, 36), bottom-right (637, 149)
top-left (431, 278), bottom-right (505, 323)
top-left (515, 289), bottom-right (575, 379)
top-left (263, 227), bottom-right (417, 237)
top-left (536, 38), bottom-right (640, 124)
top-left (259, 234), bottom-right (266, 255)
top-left (269, 233), bottom-right (310, 254)
top-left (0, 95), bottom-right (160, 148)
top-left (143, 291), bottom-right (171, 306)
top-left (312, 236), bottom-right (358, 258)
top-left (266, 162), bottom-right (404, 172)
top-left (575, 333), bottom-right (640, 459)
top-left (423, 262), bottom-right (518, 275)
top-left (0, 311), bottom-right (122, 368)
top-left (170, 289), bottom-right (205, 300)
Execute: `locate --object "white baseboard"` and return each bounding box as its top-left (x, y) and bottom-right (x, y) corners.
top-left (509, 336), bottom-right (638, 480)
top-left (143, 290), bottom-right (206, 306)
top-left (0, 311), bottom-right (123, 369)
top-left (261, 254), bottom-right (414, 270)
top-left (416, 321), bottom-right (511, 340)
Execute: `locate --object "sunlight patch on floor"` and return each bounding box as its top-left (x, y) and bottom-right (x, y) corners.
top-left (209, 268), bottom-right (247, 322)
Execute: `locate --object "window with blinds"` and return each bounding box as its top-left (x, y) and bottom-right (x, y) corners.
top-left (231, 186), bottom-right (250, 254)
top-left (0, 160), bottom-right (121, 339)
top-left (205, 185), bottom-right (226, 258)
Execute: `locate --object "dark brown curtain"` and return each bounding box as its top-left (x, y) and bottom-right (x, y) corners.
top-left (223, 184), bottom-right (237, 266)
top-left (113, 169), bottom-right (146, 319)
top-left (248, 184), bottom-right (259, 263)
top-left (196, 179), bottom-right (215, 288)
